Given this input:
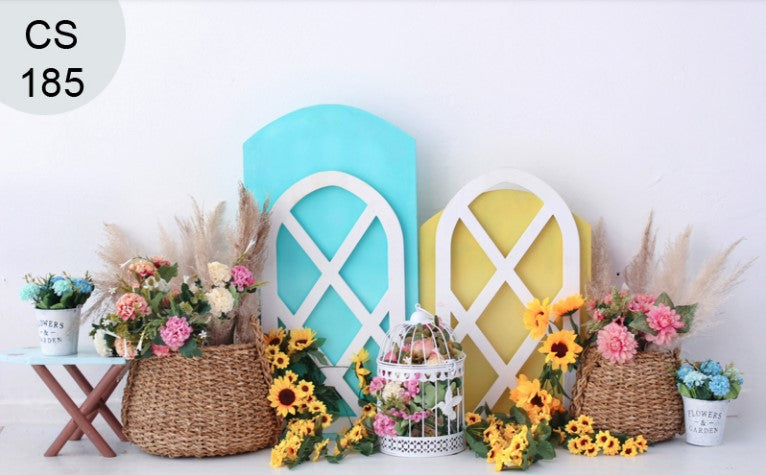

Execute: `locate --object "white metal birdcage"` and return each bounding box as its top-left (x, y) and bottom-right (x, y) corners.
top-left (374, 305), bottom-right (466, 457)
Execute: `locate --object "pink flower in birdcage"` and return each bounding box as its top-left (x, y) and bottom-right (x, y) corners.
top-left (409, 410), bottom-right (431, 423)
top-left (404, 374), bottom-right (421, 398)
top-left (644, 304), bottom-right (685, 346)
top-left (230, 265), bottom-right (255, 291)
top-left (115, 293), bottom-right (150, 321)
top-left (410, 339), bottom-right (435, 359)
top-left (369, 376), bottom-right (387, 393)
top-left (160, 316), bottom-right (193, 351)
top-left (373, 413), bottom-right (397, 437)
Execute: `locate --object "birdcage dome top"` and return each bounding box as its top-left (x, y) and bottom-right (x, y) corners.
top-left (378, 305), bottom-right (465, 368)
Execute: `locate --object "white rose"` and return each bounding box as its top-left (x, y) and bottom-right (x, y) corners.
top-left (93, 330), bottom-right (112, 357)
top-left (206, 287), bottom-right (234, 316)
top-left (207, 262), bottom-right (231, 286)
top-left (381, 381), bottom-right (405, 401)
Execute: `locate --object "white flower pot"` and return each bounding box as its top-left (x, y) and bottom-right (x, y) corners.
top-left (35, 307), bottom-right (81, 356)
top-left (682, 396), bottom-right (731, 446)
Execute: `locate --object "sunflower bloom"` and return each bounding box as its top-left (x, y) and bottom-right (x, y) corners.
top-left (576, 415), bottom-right (595, 434)
top-left (362, 403), bottom-right (377, 419)
top-left (308, 400), bottom-right (326, 414)
top-left (296, 379), bottom-right (315, 399)
top-left (595, 430), bottom-right (611, 447)
top-left (634, 435), bottom-right (649, 453)
top-left (268, 376), bottom-right (300, 417)
top-left (465, 412), bottom-right (482, 425)
top-left (567, 438), bottom-right (582, 454)
top-left (271, 351), bottom-right (290, 370)
top-left (287, 328), bottom-right (316, 354)
top-left (583, 442), bottom-right (599, 457)
top-left (565, 420), bottom-right (581, 435)
top-left (603, 436), bottom-right (621, 455)
top-left (265, 328), bottom-right (286, 347)
top-left (551, 294), bottom-right (584, 320)
top-left (350, 347), bottom-right (370, 365)
top-left (320, 412), bottom-right (333, 428)
top-left (621, 439), bottom-right (638, 457)
top-left (538, 330), bottom-right (583, 372)
top-left (523, 298), bottom-right (551, 339)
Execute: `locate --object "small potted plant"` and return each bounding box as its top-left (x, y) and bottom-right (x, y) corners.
top-left (676, 359), bottom-right (743, 446)
top-left (20, 273), bottom-right (94, 355)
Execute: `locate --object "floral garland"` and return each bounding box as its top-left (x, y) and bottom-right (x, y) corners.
top-left (266, 331), bottom-right (377, 468)
top-left (561, 415), bottom-right (648, 457)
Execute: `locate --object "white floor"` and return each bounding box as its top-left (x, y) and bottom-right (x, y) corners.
top-left (0, 417), bottom-right (759, 475)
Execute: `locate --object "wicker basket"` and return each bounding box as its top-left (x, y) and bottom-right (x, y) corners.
top-left (121, 325), bottom-right (280, 457)
top-left (571, 347), bottom-right (684, 443)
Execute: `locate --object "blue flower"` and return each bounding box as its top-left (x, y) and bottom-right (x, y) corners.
top-left (724, 367), bottom-right (744, 386)
top-left (73, 279), bottom-right (94, 294)
top-left (50, 276), bottom-right (65, 283)
top-left (682, 370), bottom-right (708, 388)
top-left (19, 283), bottom-right (41, 301)
top-left (700, 359), bottom-right (723, 376)
top-left (677, 363), bottom-right (694, 380)
top-left (52, 278), bottom-right (73, 296)
top-left (708, 375), bottom-right (731, 398)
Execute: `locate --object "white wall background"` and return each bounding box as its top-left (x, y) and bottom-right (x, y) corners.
top-left (1, 1), bottom-right (764, 426)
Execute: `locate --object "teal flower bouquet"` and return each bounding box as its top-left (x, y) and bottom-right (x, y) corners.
top-left (20, 273), bottom-right (94, 356)
top-left (676, 359), bottom-right (743, 446)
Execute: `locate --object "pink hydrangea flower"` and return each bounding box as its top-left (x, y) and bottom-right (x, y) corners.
top-left (597, 322), bottom-right (638, 364)
top-left (410, 339), bottom-right (435, 359)
top-left (115, 293), bottom-right (150, 321)
top-left (128, 259), bottom-right (157, 278)
top-left (644, 304), bottom-right (684, 346)
top-left (403, 374), bottom-right (421, 398)
top-left (373, 413), bottom-right (397, 436)
top-left (408, 410), bottom-right (430, 423)
top-left (230, 265), bottom-right (256, 291)
top-left (152, 344), bottom-right (171, 357)
top-left (628, 294), bottom-right (657, 314)
top-left (160, 316), bottom-right (193, 351)
top-left (369, 376), bottom-right (387, 393)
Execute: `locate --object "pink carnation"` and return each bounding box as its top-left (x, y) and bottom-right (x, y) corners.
top-left (230, 265), bottom-right (255, 291)
top-left (115, 293), bottom-right (150, 321)
top-left (128, 259), bottom-right (157, 278)
top-left (373, 413), bottom-right (397, 437)
top-left (628, 293), bottom-right (657, 314)
top-left (592, 309), bottom-right (605, 322)
top-left (160, 316), bottom-right (193, 351)
top-left (597, 322), bottom-right (638, 364)
top-left (150, 256), bottom-right (171, 268)
top-left (644, 304), bottom-right (684, 346)
top-left (152, 344), bottom-right (171, 357)
top-left (369, 376), bottom-right (387, 393)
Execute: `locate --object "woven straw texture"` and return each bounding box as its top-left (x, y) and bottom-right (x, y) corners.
top-left (571, 347), bottom-right (684, 443)
top-left (121, 321), bottom-right (280, 457)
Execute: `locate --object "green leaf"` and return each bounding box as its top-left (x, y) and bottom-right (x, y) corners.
top-left (510, 405), bottom-right (531, 426)
top-left (678, 384), bottom-right (692, 398)
top-left (156, 263), bottom-right (178, 282)
top-left (357, 441), bottom-right (375, 456)
top-left (49, 303), bottom-right (65, 310)
top-left (628, 314), bottom-right (657, 336)
top-left (674, 304), bottom-right (697, 333)
top-left (536, 440), bottom-right (556, 460)
top-left (656, 292), bottom-right (674, 308)
top-left (309, 350), bottom-right (330, 366)
top-left (465, 432), bottom-right (489, 458)
top-left (179, 338), bottom-right (203, 358)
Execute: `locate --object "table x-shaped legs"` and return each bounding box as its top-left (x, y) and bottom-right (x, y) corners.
top-left (31, 364), bottom-right (126, 457)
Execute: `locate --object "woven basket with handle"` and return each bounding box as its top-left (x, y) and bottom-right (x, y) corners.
top-left (570, 347), bottom-right (684, 443)
top-left (121, 319), bottom-right (281, 457)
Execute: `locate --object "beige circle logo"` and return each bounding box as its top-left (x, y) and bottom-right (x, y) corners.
top-left (0, 1), bottom-right (125, 115)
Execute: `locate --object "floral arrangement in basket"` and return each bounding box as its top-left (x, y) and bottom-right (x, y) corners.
top-left (20, 273), bottom-right (94, 309)
top-left (90, 255), bottom-right (263, 359)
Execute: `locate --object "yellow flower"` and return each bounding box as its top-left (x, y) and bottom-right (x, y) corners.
top-left (362, 403), bottom-right (377, 419)
top-left (634, 435), bottom-right (649, 453)
top-left (284, 370), bottom-right (298, 384)
top-left (288, 328), bottom-right (316, 354)
top-left (538, 330), bottom-right (583, 372)
top-left (575, 435), bottom-right (592, 451)
top-left (283, 436), bottom-right (302, 460)
top-left (265, 328), bottom-right (286, 347)
top-left (576, 415), bottom-right (594, 434)
top-left (295, 380), bottom-right (315, 399)
top-left (350, 347), bottom-right (370, 365)
top-left (509, 374), bottom-right (562, 424)
top-left (621, 439), bottom-right (638, 457)
top-left (551, 294), bottom-right (584, 320)
top-left (486, 446), bottom-right (501, 464)
top-left (565, 420), bottom-right (581, 435)
top-left (465, 412), bottom-right (482, 426)
top-left (265, 344), bottom-right (280, 360)
top-left (567, 438), bottom-right (582, 454)
top-left (268, 376), bottom-right (300, 417)
top-left (583, 442), bottom-right (599, 457)
top-left (602, 436), bottom-right (621, 456)
top-left (347, 425), bottom-right (365, 442)
top-left (312, 438), bottom-right (329, 462)
top-left (523, 298), bottom-right (551, 340)
top-left (271, 351), bottom-right (290, 370)
top-left (594, 430), bottom-right (611, 447)
top-left (319, 412), bottom-right (333, 429)
top-left (270, 446), bottom-right (285, 467)
top-left (308, 400), bottom-right (326, 414)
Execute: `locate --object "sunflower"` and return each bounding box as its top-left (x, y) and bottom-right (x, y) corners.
top-left (270, 446), bottom-right (285, 468)
top-left (551, 294), bottom-right (584, 320)
top-left (347, 425), bottom-right (365, 442)
top-left (634, 435), bottom-right (649, 453)
top-left (594, 430), bottom-right (611, 447)
top-left (565, 420), bottom-right (581, 435)
top-left (288, 328), bottom-right (316, 354)
top-left (575, 435), bottom-right (592, 450)
top-left (265, 344), bottom-right (280, 360)
top-left (268, 376), bottom-right (300, 417)
top-left (538, 330), bottom-right (583, 372)
top-left (567, 438), bottom-right (582, 454)
top-left (465, 412), bottom-right (482, 426)
top-left (284, 370), bottom-right (298, 384)
top-left (603, 436), bottom-right (621, 456)
top-left (283, 436), bottom-right (302, 460)
top-left (271, 351), bottom-right (290, 370)
top-left (510, 374), bottom-right (560, 424)
top-left (583, 442), bottom-right (599, 457)
top-left (350, 347), bottom-right (370, 366)
top-left (312, 438), bottom-right (329, 462)
top-left (576, 415), bottom-right (594, 434)
top-left (523, 298), bottom-right (551, 339)
top-left (308, 400), bottom-right (326, 414)
top-left (621, 440), bottom-right (638, 457)
top-left (296, 379), bottom-right (315, 399)
top-left (265, 328), bottom-right (286, 347)
top-left (319, 412), bottom-right (333, 428)
top-left (362, 403), bottom-right (377, 419)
